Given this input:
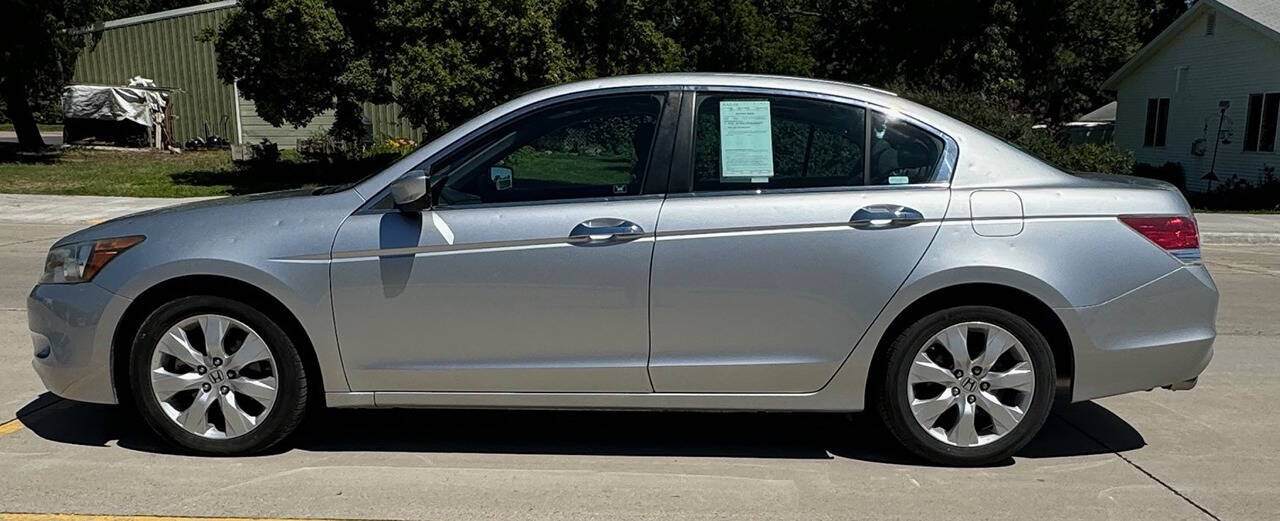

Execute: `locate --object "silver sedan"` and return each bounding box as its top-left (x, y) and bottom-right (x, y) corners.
top-left (29, 74), bottom-right (1216, 466)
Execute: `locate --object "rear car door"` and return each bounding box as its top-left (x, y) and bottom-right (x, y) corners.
top-left (648, 90), bottom-right (956, 393)
top-left (331, 91), bottom-right (677, 392)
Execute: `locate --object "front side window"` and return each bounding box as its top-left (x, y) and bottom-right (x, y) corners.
top-left (434, 94), bottom-right (665, 206)
top-left (1244, 92), bottom-right (1280, 152)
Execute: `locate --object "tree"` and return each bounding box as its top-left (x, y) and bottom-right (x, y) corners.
top-left (812, 0), bottom-right (1154, 126)
top-left (1015, 0), bottom-right (1145, 125)
top-left (1138, 0), bottom-right (1190, 43)
top-left (212, 0), bottom-right (827, 140)
top-left (212, 0), bottom-right (683, 139)
top-left (1, 1), bottom-right (104, 151)
top-left (0, 0), bottom-right (210, 151)
top-left (212, 0), bottom-right (1176, 142)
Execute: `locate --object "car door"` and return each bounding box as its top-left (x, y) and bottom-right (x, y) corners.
top-left (648, 90), bottom-right (956, 393)
top-left (331, 91), bottom-right (677, 392)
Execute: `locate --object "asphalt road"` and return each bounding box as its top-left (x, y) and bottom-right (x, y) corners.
top-left (0, 131), bottom-right (63, 146)
top-left (0, 222), bottom-right (1275, 520)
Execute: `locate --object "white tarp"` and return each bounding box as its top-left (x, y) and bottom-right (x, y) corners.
top-left (62, 84), bottom-right (167, 127)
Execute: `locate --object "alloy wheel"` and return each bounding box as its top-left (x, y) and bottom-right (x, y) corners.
top-left (148, 314), bottom-right (279, 439)
top-left (906, 321), bottom-right (1035, 447)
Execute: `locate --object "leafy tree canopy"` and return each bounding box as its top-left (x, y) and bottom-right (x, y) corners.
top-left (212, 0), bottom-right (822, 137)
top-left (214, 0), bottom-right (1186, 143)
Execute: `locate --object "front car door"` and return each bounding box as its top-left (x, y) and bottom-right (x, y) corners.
top-left (331, 91), bottom-right (678, 392)
top-left (648, 89), bottom-right (957, 393)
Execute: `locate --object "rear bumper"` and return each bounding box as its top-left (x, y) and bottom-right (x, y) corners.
top-left (28, 282), bottom-right (130, 404)
top-left (1061, 265), bottom-right (1217, 402)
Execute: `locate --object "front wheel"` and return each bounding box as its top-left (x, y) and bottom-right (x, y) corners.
top-left (876, 306), bottom-right (1056, 466)
top-left (129, 295), bottom-right (309, 455)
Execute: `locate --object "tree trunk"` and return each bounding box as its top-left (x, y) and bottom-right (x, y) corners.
top-left (0, 79), bottom-right (46, 152)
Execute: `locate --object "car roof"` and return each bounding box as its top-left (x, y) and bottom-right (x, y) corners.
top-left (513, 73), bottom-right (909, 117)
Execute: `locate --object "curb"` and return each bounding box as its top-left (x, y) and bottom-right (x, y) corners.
top-left (1200, 232), bottom-right (1280, 245)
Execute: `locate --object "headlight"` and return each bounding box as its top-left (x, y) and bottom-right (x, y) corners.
top-left (40, 236), bottom-right (144, 284)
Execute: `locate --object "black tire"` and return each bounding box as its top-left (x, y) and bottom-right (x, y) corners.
top-left (129, 295), bottom-right (308, 455)
top-left (875, 306), bottom-right (1055, 466)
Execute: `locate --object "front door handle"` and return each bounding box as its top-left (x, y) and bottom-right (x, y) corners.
top-left (569, 218), bottom-right (645, 246)
top-left (850, 205), bottom-right (925, 230)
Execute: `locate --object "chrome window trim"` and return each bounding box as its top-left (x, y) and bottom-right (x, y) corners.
top-left (666, 183), bottom-right (950, 199)
top-left (354, 193), bottom-right (667, 216)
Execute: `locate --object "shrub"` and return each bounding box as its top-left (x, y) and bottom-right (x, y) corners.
top-left (1191, 165), bottom-right (1280, 212)
top-left (1018, 132), bottom-right (1134, 175)
top-left (897, 86), bottom-right (1134, 176)
top-left (1132, 162), bottom-right (1186, 191)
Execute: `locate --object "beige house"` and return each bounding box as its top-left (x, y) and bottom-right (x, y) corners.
top-left (1103, 0), bottom-right (1280, 192)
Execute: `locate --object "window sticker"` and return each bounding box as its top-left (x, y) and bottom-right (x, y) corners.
top-left (719, 100), bottom-right (774, 182)
top-left (490, 166), bottom-right (513, 190)
top-left (888, 175), bottom-right (910, 185)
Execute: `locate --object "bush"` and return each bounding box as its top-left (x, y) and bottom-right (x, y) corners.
top-left (1132, 162), bottom-right (1186, 192)
top-left (1191, 165), bottom-right (1280, 212)
top-left (898, 86), bottom-right (1134, 176)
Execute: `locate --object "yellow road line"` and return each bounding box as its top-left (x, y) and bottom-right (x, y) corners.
top-left (2, 515), bottom-right (364, 521)
top-left (0, 419), bottom-right (23, 438)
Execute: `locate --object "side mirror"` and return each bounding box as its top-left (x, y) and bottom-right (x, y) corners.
top-left (390, 171), bottom-right (430, 213)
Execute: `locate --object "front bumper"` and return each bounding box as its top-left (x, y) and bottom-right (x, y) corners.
top-left (29, 282), bottom-right (131, 404)
top-left (1061, 265), bottom-right (1218, 402)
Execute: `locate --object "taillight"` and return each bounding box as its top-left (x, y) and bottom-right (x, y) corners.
top-left (1119, 215), bottom-right (1200, 262)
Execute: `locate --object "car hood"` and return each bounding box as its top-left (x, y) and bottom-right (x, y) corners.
top-left (53, 187), bottom-right (363, 248)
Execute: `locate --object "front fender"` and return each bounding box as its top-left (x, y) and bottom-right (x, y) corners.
top-left (105, 258), bottom-right (349, 395)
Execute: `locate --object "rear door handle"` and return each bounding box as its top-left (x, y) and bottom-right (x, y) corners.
top-left (569, 218), bottom-right (645, 246)
top-left (850, 205), bottom-right (924, 230)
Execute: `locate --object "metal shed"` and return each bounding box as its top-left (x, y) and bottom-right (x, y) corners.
top-left (71, 1), bottom-right (422, 147)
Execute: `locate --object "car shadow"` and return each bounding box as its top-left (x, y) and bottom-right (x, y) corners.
top-left (16, 394), bottom-right (1142, 467)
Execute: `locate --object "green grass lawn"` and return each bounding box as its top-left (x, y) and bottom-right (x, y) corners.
top-left (0, 146), bottom-right (397, 197)
top-left (504, 147), bottom-right (634, 185)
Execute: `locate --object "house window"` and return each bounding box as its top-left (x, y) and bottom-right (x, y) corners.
top-left (1144, 98), bottom-right (1170, 147)
top-left (1206, 13), bottom-right (1216, 36)
top-left (1244, 93), bottom-right (1280, 152)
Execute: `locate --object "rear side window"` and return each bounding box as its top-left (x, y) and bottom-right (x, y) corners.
top-left (868, 111), bottom-right (946, 185)
top-left (693, 95), bottom-right (866, 191)
top-left (691, 94), bottom-right (946, 191)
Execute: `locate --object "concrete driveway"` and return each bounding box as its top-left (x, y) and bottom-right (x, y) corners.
top-left (0, 214), bottom-right (1275, 520)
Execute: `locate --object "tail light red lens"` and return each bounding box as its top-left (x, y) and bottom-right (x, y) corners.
top-left (1119, 215), bottom-right (1199, 250)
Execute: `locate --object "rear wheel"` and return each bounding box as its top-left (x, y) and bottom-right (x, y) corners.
top-left (876, 306), bottom-right (1055, 466)
top-left (129, 295), bottom-right (308, 455)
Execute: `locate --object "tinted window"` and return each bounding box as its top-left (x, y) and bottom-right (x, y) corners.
top-left (1244, 92), bottom-right (1280, 152)
top-left (868, 111), bottom-right (946, 185)
top-left (435, 94), bottom-right (664, 205)
top-left (693, 95), bottom-right (866, 191)
top-left (1144, 97), bottom-right (1170, 147)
